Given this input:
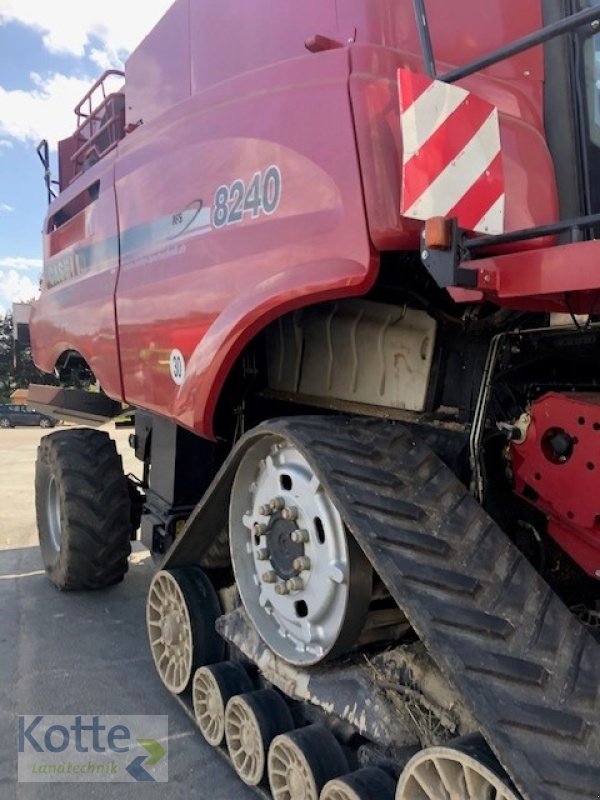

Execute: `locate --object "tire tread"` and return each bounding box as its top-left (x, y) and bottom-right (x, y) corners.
top-left (36, 428), bottom-right (131, 590)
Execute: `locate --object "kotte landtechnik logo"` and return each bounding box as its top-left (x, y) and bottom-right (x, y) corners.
top-left (18, 715), bottom-right (168, 783)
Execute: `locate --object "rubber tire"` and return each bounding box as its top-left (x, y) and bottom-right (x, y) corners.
top-left (0, 417), bottom-right (11, 429)
top-left (225, 689), bottom-right (295, 786)
top-left (193, 662), bottom-right (254, 746)
top-left (39, 418), bottom-right (54, 428)
top-left (169, 566), bottom-right (226, 679)
top-left (321, 767), bottom-right (397, 800)
top-left (36, 428), bottom-right (132, 590)
top-left (268, 724), bottom-right (348, 800)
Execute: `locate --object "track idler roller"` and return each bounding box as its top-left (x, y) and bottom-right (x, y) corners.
top-left (224, 688), bottom-right (294, 786)
top-left (193, 662), bottom-right (254, 747)
top-left (321, 767), bottom-right (397, 800)
top-left (268, 723), bottom-right (349, 800)
top-left (146, 567), bottom-right (224, 694)
top-left (395, 735), bottom-right (521, 800)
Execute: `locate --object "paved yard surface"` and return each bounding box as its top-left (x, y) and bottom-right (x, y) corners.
top-left (0, 424), bottom-right (255, 798)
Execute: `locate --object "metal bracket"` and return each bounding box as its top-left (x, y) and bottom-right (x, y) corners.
top-left (420, 219), bottom-right (477, 289)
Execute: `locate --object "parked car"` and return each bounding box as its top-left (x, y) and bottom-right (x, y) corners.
top-left (0, 404), bottom-right (57, 429)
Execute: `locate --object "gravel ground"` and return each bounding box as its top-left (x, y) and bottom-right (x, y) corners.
top-left (0, 423), bottom-right (255, 799)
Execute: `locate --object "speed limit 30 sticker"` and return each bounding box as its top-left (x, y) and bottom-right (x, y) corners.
top-left (169, 349), bottom-right (186, 385)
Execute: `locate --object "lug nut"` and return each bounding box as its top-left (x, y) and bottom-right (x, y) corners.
top-left (291, 529), bottom-right (309, 544)
top-left (275, 582), bottom-right (289, 595)
top-left (258, 504), bottom-right (273, 516)
top-left (256, 547), bottom-right (270, 561)
top-left (269, 497), bottom-right (285, 511)
top-left (282, 506), bottom-right (298, 521)
top-left (293, 556), bottom-right (311, 572)
top-left (262, 571), bottom-right (277, 584)
top-left (253, 523), bottom-right (268, 535)
top-left (286, 577), bottom-right (304, 592)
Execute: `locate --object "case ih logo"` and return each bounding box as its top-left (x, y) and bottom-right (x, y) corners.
top-left (398, 68), bottom-right (505, 235)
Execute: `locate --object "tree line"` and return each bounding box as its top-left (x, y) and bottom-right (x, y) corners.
top-left (0, 313), bottom-right (59, 403)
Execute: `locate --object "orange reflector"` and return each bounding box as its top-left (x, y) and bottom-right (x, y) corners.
top-left (424, 217), bottom-right (452, 250)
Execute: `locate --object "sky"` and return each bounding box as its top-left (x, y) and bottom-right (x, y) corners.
top-left (0, 0), bottom-right (173, 317)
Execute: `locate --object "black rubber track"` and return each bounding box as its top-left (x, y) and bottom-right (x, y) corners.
top-left (36, 429), bottom-right (132, 589)
top-left (164, 416), bottom-right (600, 800)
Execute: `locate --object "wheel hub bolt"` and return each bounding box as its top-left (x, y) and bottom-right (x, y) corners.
top-left (269, 497), bottom-right (285, 511)
top-left (291, 529), bottom-right (309, 544)
top-left (262, 570), bottom-right (277, 583)
top-left (258, 504), bottom-right (273, 516)
top-left (253, 523), bottom-right (268, 535)
top-left (256, 547), bottom-right (270, 561)
top-left (275, 582), bottom-right (289, 595)
top-left (286, 577), bottom-right (304, 592)
top-left (293, 556), bottom-right (311, 572)
top-left (281, 506), bottom-right (298, 521)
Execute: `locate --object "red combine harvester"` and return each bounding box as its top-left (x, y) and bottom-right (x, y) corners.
top-left (29, 1), bottom-right (600, 797)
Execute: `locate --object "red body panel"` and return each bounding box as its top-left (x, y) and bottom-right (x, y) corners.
top-left (349, 46), bottom-right (557, 250)
top-left (31, 153), bottom-right (123, 399)
top-left (115, 50), bottom-right (375, 434)
top-left (125, 0), bottom-right (191, 128)
top-left (341, 0), bottom-right (545, 84)
top-left (342, 0), bottom-right (557, 250)
top-left (188, 0), bottom-right (338, 96)
top-left (31, 0), bottom-right (567, 437)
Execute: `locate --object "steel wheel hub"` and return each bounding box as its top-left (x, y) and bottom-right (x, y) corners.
top-left (46, 475), bottom-right (62, 551)
top-left (193, 667), bottom-right (226, 747)
top-left (162, 612), bottom-right (182, 646)
top-left (225, 695), bottom-right (266, 785)
top-left (207, 693), bottom-right (219, 716)
top-left (146, 570), bottom-right (194, 694)
top-left (241, 722), bottom-right (255, 751)
top-left (268, 736), bottom-right (319, 800)
top-left (396, 741), bottom-right (522, 800)
top-left (193, 663), bottom-right (254, 748)
top-left (229, 435), bottom-right (371, 665)
top-left (267, 515), bottom-right (304, 579)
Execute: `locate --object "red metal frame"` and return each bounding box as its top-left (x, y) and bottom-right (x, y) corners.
top-left (511, 393), bottom-right (600, 577)
top-left (462, 240), bottom-right (600, 314)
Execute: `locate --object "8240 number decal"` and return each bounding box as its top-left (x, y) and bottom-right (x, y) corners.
top-left (213, 165), bottom-right (281, 228)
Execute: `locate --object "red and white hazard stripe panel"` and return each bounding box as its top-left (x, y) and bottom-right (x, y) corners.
top-left (398, 68), bottom-right (505, 235)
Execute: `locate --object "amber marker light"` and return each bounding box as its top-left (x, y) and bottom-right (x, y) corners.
top-left (424, 216), bottom-right (453, 249)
